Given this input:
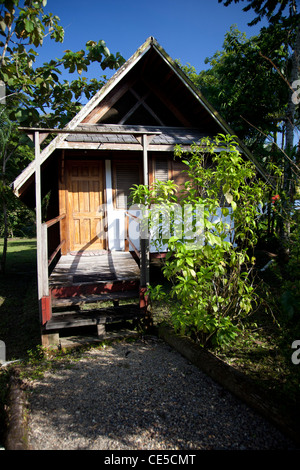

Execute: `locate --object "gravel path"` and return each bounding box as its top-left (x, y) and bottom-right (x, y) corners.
top-left (27, 337), bottom-right (297, 450)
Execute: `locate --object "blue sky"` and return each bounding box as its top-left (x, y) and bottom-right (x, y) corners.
top-left (38, 0), bottom-right (269, 79)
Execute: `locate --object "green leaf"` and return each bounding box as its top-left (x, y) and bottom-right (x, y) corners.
top-left (185, 257), bottom-right (194, 267)
top-left (24, 19), bottom-right (34, 33)
top-left (224, 192), bottom-right (233, 204)
top-left (0, 20), bottom-right (6, 32)
top-left (221, 207), bottom-right (229, 217)
top-left (223, 183), bottom-right (230, 194)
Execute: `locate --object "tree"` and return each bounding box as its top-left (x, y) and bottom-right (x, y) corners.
top-left (0, 0), bottom-right (125, 128)
top-left (0, 0), bottom-right (125, 273)
top-left (180, 25), bottom-right (289, 147)
top-left (217, 0), bottom-right (300, 256)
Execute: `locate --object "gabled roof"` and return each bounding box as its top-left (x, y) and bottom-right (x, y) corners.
top-left (13, 36), bottom-right (269, 196)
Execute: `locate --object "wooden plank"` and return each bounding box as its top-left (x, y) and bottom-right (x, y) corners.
top-left (41, 295), bottom-right (52, 325)
top-left (142, 134), bottom-right (148, 186)
top-left (48, 240), bottom-right (66, 266)
top-left (81, 80), bottom-right (136, 124)
top-left (19, 126), bottom-right (161, 135)
top-left (49, 252), bottom-right (140, 295)
top-left (45, 304), bottom-right (142, 330)
top-left (41, 223), bottom-right (49, 297)
top-left (52, 290), bottom-right (139, 308)
top-left (140, 238), bottom-right (150, 287)
top-left (140, 134), bottom-right (150, 288)
top-left (57, 141), bottom-right (192, 152)
top-left (45, 213), bottom-right (66, 228)
top-left (35, 131), bottom-right (46, 321)
top-left (59, 151), bottom-right (68, 255)
top-left (51, 280), bottom-right (140, 300)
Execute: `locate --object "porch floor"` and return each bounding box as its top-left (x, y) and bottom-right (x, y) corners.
top-left (49, 250), bottom-right (140, 288)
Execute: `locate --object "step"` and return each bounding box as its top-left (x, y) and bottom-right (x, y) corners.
top-left (51, 290), bottom-right (140, 308)
top-left (51, 279), bottom-right (140, 299)
top-left (45, 304), bottom-right (142, 330)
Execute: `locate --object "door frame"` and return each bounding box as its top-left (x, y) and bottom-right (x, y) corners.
top-left (61, 159), bottom-right (107, 253)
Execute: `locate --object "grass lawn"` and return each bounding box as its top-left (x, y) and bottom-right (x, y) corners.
top-left (0, 238), bottom-right (41, 360)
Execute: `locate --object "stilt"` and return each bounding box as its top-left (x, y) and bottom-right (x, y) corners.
top-left (139, 286), bottom-right (152, 331)
top-left (97, 324), bottom-right (106, 338)
top-left (41, 331), bottom-right (60, 348)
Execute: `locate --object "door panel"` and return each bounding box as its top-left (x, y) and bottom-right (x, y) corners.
top-left (67, 161), bottom-right (105, 252)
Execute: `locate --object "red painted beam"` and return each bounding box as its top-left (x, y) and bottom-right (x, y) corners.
top-left (51, 280), bottom-right (139, 299)
top-left (139, 286), bottom-right (149, 312)
top-left (41, 295), bottom-right (52, 325)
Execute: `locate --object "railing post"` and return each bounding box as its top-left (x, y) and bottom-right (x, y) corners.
top-left (35, 131), bottom-right (51, 325)
top-left (141, 134), bottom-right (150, 288)
top-left (41, 223), bottom-right (51, 325)
top-left (41, 223), bottom-right (49, 297)
top-left (34, 131), bottom-right (43, 322)
top-left (140, 237), bottom-right (149, 287)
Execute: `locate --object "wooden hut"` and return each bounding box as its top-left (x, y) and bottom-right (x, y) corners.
top-left (12, 37), bottom-right (267, 346)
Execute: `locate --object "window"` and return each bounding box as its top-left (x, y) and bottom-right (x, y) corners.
top-left (154, 159), bottom-right (169, 182)
top-left (114, 161), bottom-right (140, 209)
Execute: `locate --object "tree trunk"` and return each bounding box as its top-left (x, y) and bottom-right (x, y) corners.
top-left (0, 143), bottom-right (8, 275)
top-left (0, 198), bottom-right (8, 274)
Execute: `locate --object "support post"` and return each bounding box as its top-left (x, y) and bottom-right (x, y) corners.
top-left (140, 134), bottom-right (151, 327)
top-left (142, 134), bottom-right (148, 187)
top-left (140, 134), bottom-right (150, 288)
top-left (35, 131), bottom-right (43, 322)
top-left (35, 132), bottom-right (51, 325)
top-left (140, 238), bottom-right (149, 287)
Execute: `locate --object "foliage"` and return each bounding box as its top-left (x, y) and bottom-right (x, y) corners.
top-left (0, 107), bottom-right (35, 272)
top-left (0, 0), bottom-right (125, 127)
top-left (218, 0), bottom-right (298, 26)
top-left (181, 0), bottom-right (299, 273)
top-left (180, 24), bottom-right (291, 147)
top-left (0, 0), bottom-right (125, 272)
top-left (215, 0), bottom-right (299, 241)
top-left (131, 134), bottom-right (268, 348)
top-left (0, 195), bottom-right (35, 238)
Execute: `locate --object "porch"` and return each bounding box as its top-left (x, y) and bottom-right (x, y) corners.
top-left (39, 210), bottom-right (151, 347)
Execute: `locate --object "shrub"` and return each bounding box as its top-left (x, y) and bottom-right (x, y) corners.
top-left (132, 134), bottom-right (268, 348)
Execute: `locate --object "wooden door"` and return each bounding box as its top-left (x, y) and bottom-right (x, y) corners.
top-left (67, 161), bottom-right (106, 252)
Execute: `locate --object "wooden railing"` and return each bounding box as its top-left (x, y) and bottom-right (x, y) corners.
top-left (44, 214), bottom-right (66, 266)
top-left (40, 214), bottom-right (66, 298)
top-left (125, 211), bottom-right (140, 258)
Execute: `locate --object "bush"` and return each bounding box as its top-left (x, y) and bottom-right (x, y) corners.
top-left (132, 134), bottom-right (269, 348)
